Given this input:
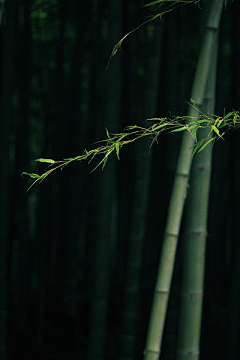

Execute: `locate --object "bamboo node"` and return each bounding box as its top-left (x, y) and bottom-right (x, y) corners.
top-left (155, 290), bottom-right (169, 295)
top-left (143, 349), bottom-right (159, 355)
top-left (177, 350), bottom-right (200, 355)
top-left (181, 291), bottom-right (202, 297)
top-left (175, 171), bottom-right (188, 178)
top-left (205, 26), bottom-right (219, 32)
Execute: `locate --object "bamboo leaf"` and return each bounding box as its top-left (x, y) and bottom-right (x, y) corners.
top-left (152, 123), bottom-right (170, 131)
top-left (190, 98), bottom-right (196, 107)
top-left (147, 118), bottom-right (161, 121)
top-left (214, 117), bottom-right (223, 128)
top-left (106, 128), bottom-right (111, 139)
top-left (195, 119), bottom-right (211, 124)
top-left (35, 158), bottom-right (56, 164)
top-left (21, 172), bottom-right (40, 179)
top-left (192, 140), bottom-right (202, 157)
top-left (197, 137), bottom-right (215, 153)
top-left (211, 125), bottom-right (224, 139)
top-left (143, 0), bottom-right (169, 7)
top-left (125, 125), bottom-right (138, 130)
top-left (102, 155), bottom-right (108, 170)
top-left (115, 142), bottom-right (120, 160)
top-left (233, 113), bottom-right (238, 125)
top-left (143, 0), bottom-right (193, 7)
top-left (170, 126), bottom-right (187, 133)
top-left (224, 111), bottom-right (234, 119)
top-left (191, 127), bottom-right (197, 141)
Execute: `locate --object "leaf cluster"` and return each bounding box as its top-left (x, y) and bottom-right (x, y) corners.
top-left (106, 0), bottom-right (199, 70)
top-left (22, 108), bottom-right (240, 191)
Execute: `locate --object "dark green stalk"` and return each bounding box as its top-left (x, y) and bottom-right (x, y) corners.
top-left (226, 4), bottom-right (240, 357)
top-left (227, 133), bottom-right (240, 360)
top-left (119, 18), bottom-right (165, 360)
top-left (87, 1), bottom-right (122, 359)
top-left (0, 0), bottom-right (4, 26)
top-left (0, 0), bottom-right (17, 358)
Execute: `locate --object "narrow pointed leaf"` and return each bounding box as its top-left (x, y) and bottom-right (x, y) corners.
top-left (115, 142), bottom-right (120, 160)
top-left (211, 125), bottom-right (224, 138)
top-left (191, 127), bottom-right (197, 141)
top-left (196, 119), bottom-right (211, 124)
top-left (102, 156), bottom-right (108, 170)
top-left (143, 0), bottom-right (192, 7)
top-left (170, 126), bottom-right (188, 133)
top-left (106, 128), bottom-right (111, 139)
top-left (152, 123), bottom-right (171, 131)
top-left (224, 111), bottom-right (234, 119)
top-left (35, 158), bottom-right (56, 164)
top-left (233, 113), bottom-right (238, 125)
top-left (21, 172), bottom-right (40, 179)
top-left (197, 137), bottom-right (215, 153)
top-left (142, 0), bottom-right (167, 7)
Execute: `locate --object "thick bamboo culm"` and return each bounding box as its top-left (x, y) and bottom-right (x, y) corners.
top-left (143, 1), bottom-right (224, 359)
top-left (177, 34), bottom-right (219, 360)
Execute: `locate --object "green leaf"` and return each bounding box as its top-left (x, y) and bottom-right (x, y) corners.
top-left (125, 125), bottom-right (138, 130)
top-left (190, 127), bottom-right (197, 141)
top-left (143, 0), bottom-right (191, 7)
top-left (190, 98), bottom-right (196, 107)
top-left (192, 140), bottom-right (202, 157)
top-left (233, 113), bottom-right (238, 126)
top-left (195, 119), bottom-right (210, 125)
top-left (152, 123), bottom-right (170, 131)
top-left (143, 0), bottom-right (168, 7)
top-left (198, 137), bottom-right (215, 153)
top-left (35, 158), bottom-right (56, 164)
top-left (21, 172), bottom-right (40, 179)
top-left (102, 155), bottom-right (109, 170)
top-left (170, 126), bottom-right (187, 133)
top-left (211, 125), bottom-right (224, 139)
top-left (224, 111), bottom-right (234, 119)
top-left (147, 118), bottom-right (161, 121)
top-left (106, 128), bottom-right (111, 139)
top-left (214, 117), bottom-right (223, 128)
top-left (115, 142), bottom-right (120, 160)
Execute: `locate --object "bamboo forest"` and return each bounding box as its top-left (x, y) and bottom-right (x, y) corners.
top-left (1, 0), bottom-right (240, 359)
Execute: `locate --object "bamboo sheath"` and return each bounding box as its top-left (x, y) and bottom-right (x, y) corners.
top-left (143, 1), bottom-right (224, 359)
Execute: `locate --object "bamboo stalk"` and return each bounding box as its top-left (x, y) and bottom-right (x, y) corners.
top-left (0, 0), bottom-right (5, 27)
top-left (87, 2), bottom-right (122, 359)
top-left (143, 1), bottom-right (224, 359)
top-left (119, 19), bottom-right (164, 360)
top-left (0, 0), bottom-right (17, 358)
top-left (176, 32), bottom-right (219, 360)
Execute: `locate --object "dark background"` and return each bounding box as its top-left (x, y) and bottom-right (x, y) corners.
top-left (0, 0), bottom-right (240, 359)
